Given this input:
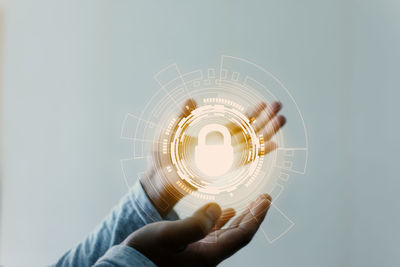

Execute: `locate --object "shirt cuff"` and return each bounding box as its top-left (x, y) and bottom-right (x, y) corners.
top-left (94, 245), bottom-right (157, 267)
top-left (128, 179), bottom-right (179, 225)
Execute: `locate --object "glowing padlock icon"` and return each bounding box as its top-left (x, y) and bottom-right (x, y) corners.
top-left (195, 124), bottom-right (234, 176)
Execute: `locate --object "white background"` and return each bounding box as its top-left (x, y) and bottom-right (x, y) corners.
top-left (1, 0), bottom-right (400, 266)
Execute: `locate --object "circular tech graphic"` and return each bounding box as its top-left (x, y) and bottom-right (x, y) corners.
top-left (170, 103), bottom-right (265, 192)
top-left (121, 56), bottom-right (308, 243)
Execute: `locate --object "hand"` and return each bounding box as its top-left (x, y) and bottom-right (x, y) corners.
top-left (141, 99), bottom-right (285, 217)
top-left (122, 194), bottom-right (272, 267)
top-left (233, 101), bottom-right (286, 157)
top-left (141, 99), bottom-right (198, 217)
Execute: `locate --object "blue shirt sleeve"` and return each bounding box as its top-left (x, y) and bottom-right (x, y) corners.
top-left (51, 179), bottom-right (178, 267)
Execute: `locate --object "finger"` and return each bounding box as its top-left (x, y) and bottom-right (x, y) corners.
top-left (164, 202), bottom-right (222, 246)
top-left (214, 195), bottom-right (271, 262)
top-left (228, 211), bottom-right (248, 228)
top-left (261, 115), bottom-right (286, 141)
top-left (231, 101), bottom-right (279, 139)
top-left (227, 102), bottom-right (266, 135)
top-left (246, 102), bottom-right (267, 122)
top-left (180, 98), bottom-right (197, 117)
top-left (212, 208), bottom-right (236, 231)
top-left (228, 196), bottom-right (262, 228)
top-left (259, 141), bottom-right (278, 156)
top-left (238, 194), bottom-right (271, 233)
top-left (228, 100), bottom-right (265, 136)
top-left (252, 101), bottom-right (282, 132)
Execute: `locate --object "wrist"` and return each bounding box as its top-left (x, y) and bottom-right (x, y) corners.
top-left (140, 170), bottom-right (181, 218)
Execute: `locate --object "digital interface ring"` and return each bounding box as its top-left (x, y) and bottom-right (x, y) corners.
top-left (121, 55), bottom-right (308, 244)
top-left (170, 101), bottom-right (264, 195)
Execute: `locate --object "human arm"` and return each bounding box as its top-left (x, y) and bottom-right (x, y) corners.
top-left (51, 179), bottom-right (177, 267)
top-left (106, 194), bottom-right (271, 267)
top-left (52, 98), bottom-right (284, 266)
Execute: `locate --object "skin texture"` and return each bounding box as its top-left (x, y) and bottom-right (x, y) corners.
top-left (122, 194), bottom-right (272, 267)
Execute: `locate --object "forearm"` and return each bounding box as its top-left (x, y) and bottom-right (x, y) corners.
top-left (52, 178), bottom-right (178, 267)
top-left (140, 168), bottom-right (181, 218)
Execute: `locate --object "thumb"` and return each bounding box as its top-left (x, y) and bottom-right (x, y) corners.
top-left (166, 203), bottom-right (221, 246)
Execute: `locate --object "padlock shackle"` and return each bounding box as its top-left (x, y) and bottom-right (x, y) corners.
top-left (197, 124), bottom-right (232, 147)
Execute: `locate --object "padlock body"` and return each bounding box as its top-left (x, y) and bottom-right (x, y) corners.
top-left (195, 145), bottom-right (233, 176)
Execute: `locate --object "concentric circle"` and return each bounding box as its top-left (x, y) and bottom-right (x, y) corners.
top-left (170, 101), bottom-right (264, 196)
top-left (121, 56), bottom-right (308, 243)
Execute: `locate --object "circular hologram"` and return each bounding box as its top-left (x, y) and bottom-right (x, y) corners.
top-left (170, 101), bottom-right (264, 195)
top-left (121, 55), bottom-right (308, 243)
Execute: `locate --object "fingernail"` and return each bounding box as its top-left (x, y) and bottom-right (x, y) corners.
top-left (206, 204), bottom-right (221, 221)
